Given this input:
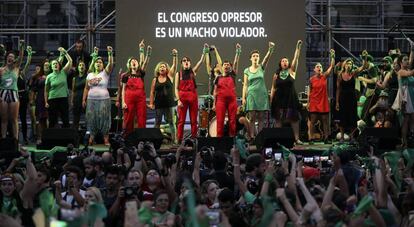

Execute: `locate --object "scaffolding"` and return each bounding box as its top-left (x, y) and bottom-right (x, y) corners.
top-left (0, 0), bottom-right (115, 55)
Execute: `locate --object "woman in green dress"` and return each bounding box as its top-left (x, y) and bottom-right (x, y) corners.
top-left (242, 42), bottom-right (275, 139)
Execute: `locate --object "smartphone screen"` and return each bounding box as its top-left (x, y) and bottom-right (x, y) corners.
top-left (206, 209), bottom-right (220, 226)
top-left (304, 157), bottom-right (313, 163)
top-left (273, 153), bottom-right (282, 161)
top-left (265, 148), bottom-right (272, 159)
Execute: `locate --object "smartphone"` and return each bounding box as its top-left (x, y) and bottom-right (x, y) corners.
top-left (304, 157), bottom-right (314, 163)
top-left (320, 156), bottom-right (329, 161)
top-left (50, 220), bottom-right (67, 227)
top-left (206, 209), bottom-right (220, 226)
top-left (273, 153), bottom-right (282, 161)
top-left (313, 156), bottom-right (320, 162)
top-left (265, 148), bottom-right (272, 160)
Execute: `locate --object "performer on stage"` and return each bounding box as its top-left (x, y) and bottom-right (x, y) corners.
top-left (242, 42), bottom-right (275, 139)
top-left (307, 49), bottom-right (335, 144)
top-left (45, 47), bottom-right (72, 128)
top-left (175, 44), bottom-right (208, 142)
top-left (121, 40), bottom-right (151, 136)
top-left (31, 60), bottom-right (51, 144)
top-left (0, 40), bottom-right (24, 139)
top-left (210, 43), bottom-right (241, 137)
top-left (377, 56), bottom-right (399, 108)
top-left (149, 49), bottom-right (178, 143)
top-left (392, 40), bottom-right (414, 148)
top-left (71, 60), bottom-right (87, 130)
top-left (335, 56), bottom-right (366, 142)
top-left (270, 40), bottom-right (303, 145)
top-left (82, 46), bottom-right (113, 145)
top-left (17, 45), bottom-right (33, 144)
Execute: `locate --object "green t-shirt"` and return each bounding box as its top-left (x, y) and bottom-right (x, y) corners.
top-left (45, 71), bottom-right (69, 99)
top-left (0, 68), bottom-right (18, 91)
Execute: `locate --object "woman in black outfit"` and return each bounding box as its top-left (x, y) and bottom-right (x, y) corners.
top-left (71, 60), bottom-right (87, 130)
top-left (17, 46), bottom-right (32, 143)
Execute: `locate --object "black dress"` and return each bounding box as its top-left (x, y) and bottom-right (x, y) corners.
top-left (271, 73), bottom-right (301, 121)
top-left (338, 76), bottom-right (357, 129)
top-left (72, 74), bottom-right (86, 117)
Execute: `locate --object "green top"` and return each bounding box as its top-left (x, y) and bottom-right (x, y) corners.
top-left (1, 196), bottom-right (19, 217)
top-left (0, 68), bottom-right (18, 91)
top-left (244, 65), bottom-right (269, 111)
top-left (45, 71), bottom-right (69, 100)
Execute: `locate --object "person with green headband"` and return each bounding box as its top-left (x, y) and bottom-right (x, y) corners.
top-left (335, 54), bottom-right (366, 142)
top-left (44, 46), bottom-right (73, 128)
top-left (242, 41), bottom-right (275, 140)
top-left (0, 39), bottom-right (25, 140)
top-left (82, 46), bottom-right (114, 145)
top-left (270, 40), bottom-right (303, 145)
top-left (377, 56), bottom-right (399, 108)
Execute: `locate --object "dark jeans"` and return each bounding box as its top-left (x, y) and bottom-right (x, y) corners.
top-left (48, 97), bottom-right (69, 128)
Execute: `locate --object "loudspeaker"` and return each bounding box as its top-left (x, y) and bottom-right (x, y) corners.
top-left (255, 128), bottom-right (295, 151)
top-left (0, 138), bottom-right (19, 167)
top-left (358, 127), bottom-right (400, 150)
top-left (38, 128), bottom-right (79, 150)
top-left (197, 137), bottom-right (234, 152)
top-left (126, 128), bottom-right (163, 149)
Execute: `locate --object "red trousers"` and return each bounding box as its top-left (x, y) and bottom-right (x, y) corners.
top-left (123, 92), bottom-right (146, 135)
top-left (177, 90), bottom-right (198, 141)
top-left (215, 95), bottom-right (237, 137)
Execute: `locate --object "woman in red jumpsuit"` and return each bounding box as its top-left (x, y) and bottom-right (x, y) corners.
top-left (175, 44), bottom-right (208, 142)
top-left (122, 40), bottom-right (151, 136)
top-left (308, 49), bottom-right (335, 144)
top-left (210, 43), bottom-right (241, 137)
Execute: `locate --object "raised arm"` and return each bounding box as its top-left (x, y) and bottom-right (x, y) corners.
top-left (213, 46), bottom-right (223, 74)
top-left (398, 69), bottom-right (414, 77)
top-left (88, 47), bottom-right (99, 73)
top-left (141, 45), bottom-right (151, 71)
top-left (324, 49), bottom-right (335, 77)
top-left (21, 46), bottom-right (33, 77)
top-left (290, 40), bottom-right (303, 77)
top-left (168, 49), bottom-right (178, 80)
top-left (58, 47), bottom-right (72, 74)
top-left (105, 46), bottom-right (114, 74)
top-left (261, 41), bottom-right (275, 71)
top-left (409, 39), bottom-right (414, 68)
top-left (138, 39), bottom-right (145, 66)
top-left (15, 39), bottom-right (25, 69)
top-left (205, 48), bottom-right (212, 75)
top-left (193, 43), bottom-right (209, 74)
top-left (233, 43), bottom-right (241, 75)
top-left (231, 147), bottom-right (248, 194)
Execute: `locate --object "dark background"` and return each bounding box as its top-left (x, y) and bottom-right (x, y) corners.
top-left (116, 0), bottom-right (306, 97)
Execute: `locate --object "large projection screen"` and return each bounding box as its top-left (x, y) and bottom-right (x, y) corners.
top-left (116, 0), bottom-right (306, 97)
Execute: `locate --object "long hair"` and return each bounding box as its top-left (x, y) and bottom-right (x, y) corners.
top-left (75, 60), bottom-right (86, 77)
top-left (397, 54), bottom-right (408, 69)
top-left (276, 57), bottom-right (291, 75)
top-left (126, 57), bottom-right (139, 74)
top-left (0, 174), bottom-right (25, 217)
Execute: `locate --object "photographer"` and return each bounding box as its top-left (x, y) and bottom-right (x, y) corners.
top-left (54, 165), bottom-right (85, 209)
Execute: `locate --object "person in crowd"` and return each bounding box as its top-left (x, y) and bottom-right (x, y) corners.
top-left (242, 41), bottom-right (275, 139)
top-left (270, 40), bottom-right (304, 145)
top-left (175, 44), bottom-right (208, 142)
top-left (369, 90), bottom-right (394, 128)
top-left (307, 49), bottom-right (335, 144)
top-left (149, 49), bottom-right (177, 143)
top-left (71, 60), bottom-right (87, 130)
top-left (45, 47), bottom-right (73, 128)
top-left (122, 40), bottom-right (151, 136)
top-left (82, 46), bottom-right (113, 145)
top-left (0, 40), bottom-right (25, 140)
top-left (54, 165), bottom-right (85, 209)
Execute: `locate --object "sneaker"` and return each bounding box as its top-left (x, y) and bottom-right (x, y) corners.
top-left (295, 140), bottom-right (304, 146)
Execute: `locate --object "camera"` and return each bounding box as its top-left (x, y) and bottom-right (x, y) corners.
top-left (123, 186), bottom-right (137, 199)
top-left (163, 153), bottom-right (177, 168)
top-left (200, 146), bottom-right (214, 162)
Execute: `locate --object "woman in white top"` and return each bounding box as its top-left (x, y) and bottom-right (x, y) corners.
top-left (82, 46), bottom-right (113, 145)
